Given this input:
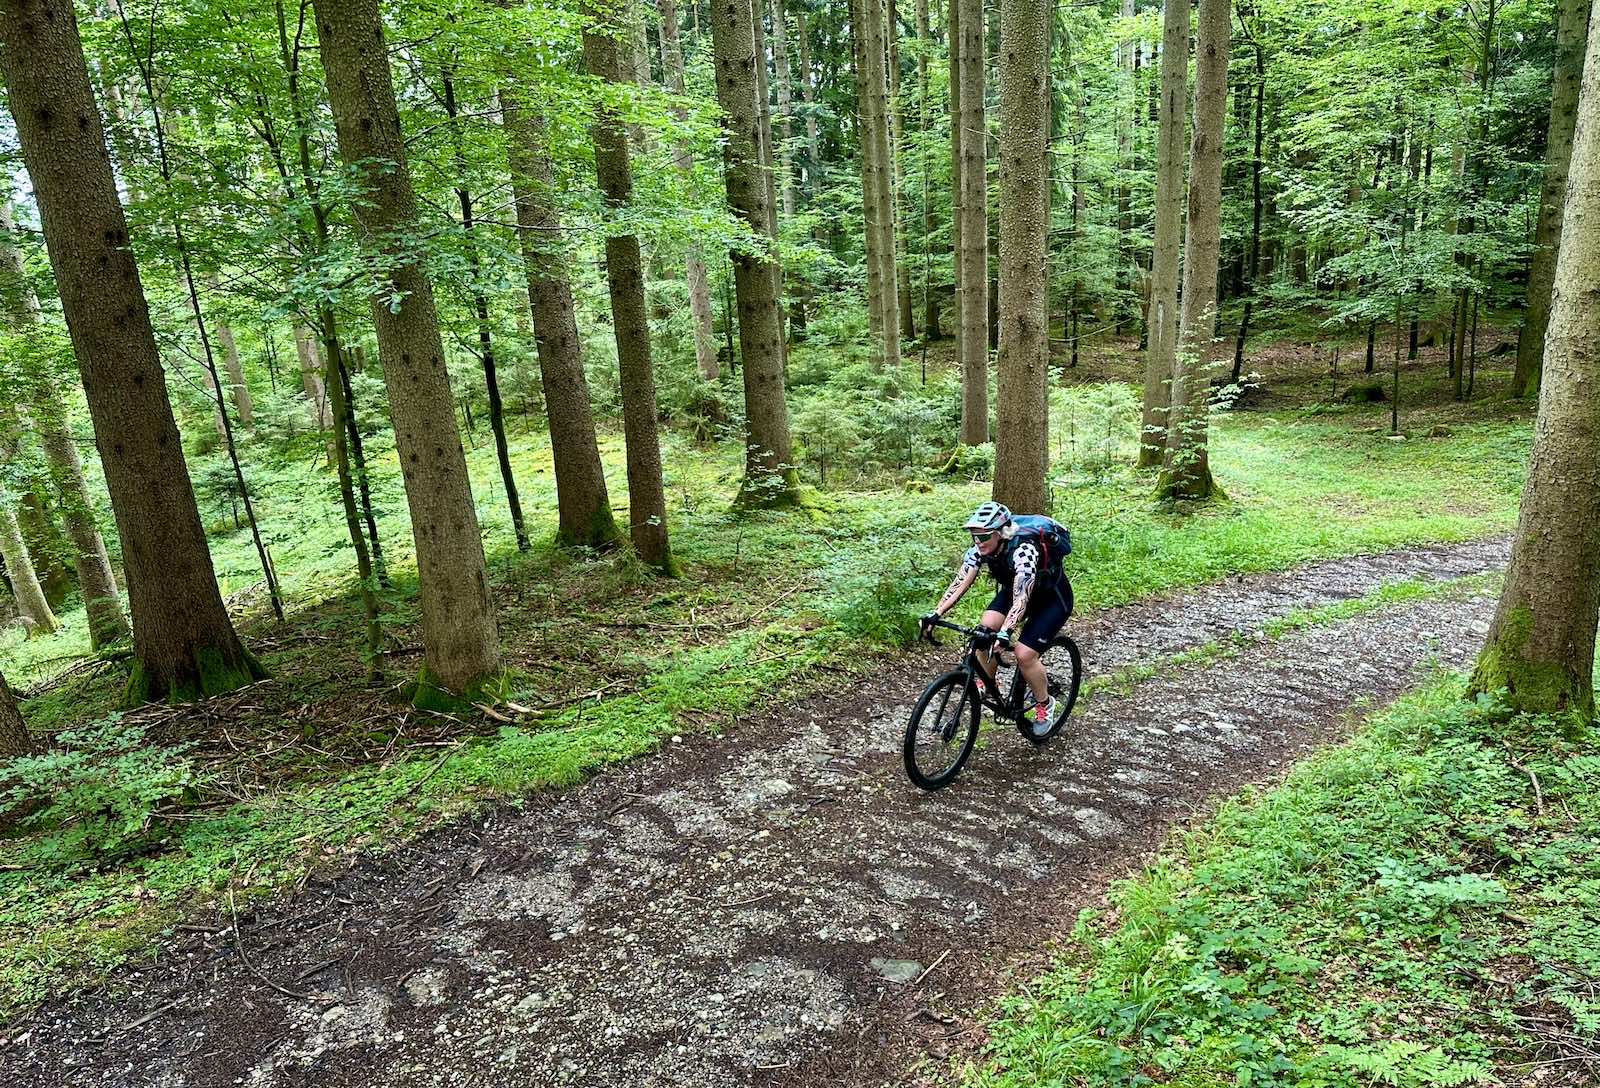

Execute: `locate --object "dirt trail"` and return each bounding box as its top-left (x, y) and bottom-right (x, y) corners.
top-left (2, 537), bottom-right (1509, 1088)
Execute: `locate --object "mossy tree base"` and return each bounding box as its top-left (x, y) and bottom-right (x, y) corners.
top-left (555, 507), bottom-right (623, 553)
top-left (405, 666), bottom-right (513, 713)
top-left (1468, 607), bottom-right (1595, 725)
top-left (122, 645), bottom-right (269, 707)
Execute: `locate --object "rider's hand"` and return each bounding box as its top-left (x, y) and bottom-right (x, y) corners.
top-left (995, 628), bottom-right (1015, 649)
top-left (919, 612), bottom-right (939, 638)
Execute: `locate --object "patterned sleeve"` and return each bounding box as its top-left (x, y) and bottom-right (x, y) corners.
top-left (1002, 543), bottom-right (1041, 631)
top-left (935, 547), bottom-right (983, 615)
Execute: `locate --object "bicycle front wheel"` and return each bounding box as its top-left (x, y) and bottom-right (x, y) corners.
top-left (903, 670), bottom-right (981, 790)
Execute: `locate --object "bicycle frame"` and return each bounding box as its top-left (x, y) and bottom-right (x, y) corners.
top-left (922, 618), bottom-right (1033, 722)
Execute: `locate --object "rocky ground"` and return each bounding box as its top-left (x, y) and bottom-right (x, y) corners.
top-left (0, 537), bottom-right (1510, 1088)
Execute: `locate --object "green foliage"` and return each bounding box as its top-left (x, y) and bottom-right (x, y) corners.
top-left (961, 680), bottom-right (1600, 1088)
top-left (0, 715), bottom-right (203, 870)
top-left (819, 517), bottom-right (949, 646)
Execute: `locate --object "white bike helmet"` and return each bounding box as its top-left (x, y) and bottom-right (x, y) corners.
top-left (963, 500), bottom-right (1012, 533)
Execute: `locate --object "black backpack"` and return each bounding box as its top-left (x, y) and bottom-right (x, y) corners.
top-left (1007, 514), bottom-right (1073, 576)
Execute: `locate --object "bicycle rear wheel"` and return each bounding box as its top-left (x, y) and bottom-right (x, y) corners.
top-left (903, 670), bottom-right (981, 790)
top-left (1025, 636), bottom-right (1083, 744)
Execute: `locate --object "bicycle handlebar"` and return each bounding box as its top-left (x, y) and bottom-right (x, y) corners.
top-left (919, 616), bottom-right (1007, 649)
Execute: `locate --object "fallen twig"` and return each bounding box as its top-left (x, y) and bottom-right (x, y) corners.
top-left (228, 888), bottom-right (321, 1004)
top-left (117, 997), bottom-right (185, 1035)
top-left (913, 949), bottom-right (952, 990)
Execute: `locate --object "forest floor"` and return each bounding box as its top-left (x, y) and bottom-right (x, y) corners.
top-left (0, 535), bottom-right (1513, 1087)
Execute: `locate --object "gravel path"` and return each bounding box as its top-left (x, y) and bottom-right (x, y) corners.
top-left (1, 537), bottom-right (1510, 1088)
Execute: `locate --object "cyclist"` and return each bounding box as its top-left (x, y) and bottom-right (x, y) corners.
top-left (920, 501), bottom-right (1074, 737)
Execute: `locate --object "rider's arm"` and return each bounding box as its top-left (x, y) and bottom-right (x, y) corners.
top-left (1000, 543), bottom-right (1040, 635)
top-left (933, 549), bottom-right (981, 617)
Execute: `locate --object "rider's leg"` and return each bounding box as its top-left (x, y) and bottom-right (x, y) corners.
top-left (976, 608), bottom-right (1005, 683)
top-left (1015, 642), bottom-right (1048, 703)
top-left (1016, 584), bottom-right (1070, 704)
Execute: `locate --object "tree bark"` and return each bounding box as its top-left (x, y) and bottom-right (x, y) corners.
top-left (1510, 0), bottom-right (1588, 399)
top-left (312, 0), bottom-right (501, 701)
top-left (0, 201), bottom-right (127, 646)
top-left (0, 668), bottom-right (30, 761)
top-left (889, 0), bottom-right (914, 340)
top-left (1157, 0), bottom-right (1230, 502)
top-left (207, 273), bottom-right (253, 428)
top-left (293, 322), bottom-right (334, 430)
top-left (1470, 3), bottom-right (1600, 721)
top-left (957, 0), bottom-right (988, 445)
top-left (659, 0), bottom-right (721, 381)
top-left (1139, 0), bottom-right (1189, 469)
top-left (1230, 29), bottom-right (1265, 385)
top-left (0, 0), bottom-right (261, 702)
top-left (442, 66), bottom-right (528, 553)
top-left (795, 8), bottom-right (822, 191)
top-left (852, 0), bottom-right (894, 368)
top-left (584, 9), bottom-right (675, 573)
top-left (501, 89), bottom-right (620, 550)
top-left (949, 0), bottom-right (963, 351)
top-left (917, 0), bottom-right (937, 339)
top-left (710, 0), bottom-right (803, 505)
top-left (992, 0), bottom-right (1051, 513)
top-left (0, 504), bottom-right (57, 636)
top-left (771, 0), bottom-right (797, 217)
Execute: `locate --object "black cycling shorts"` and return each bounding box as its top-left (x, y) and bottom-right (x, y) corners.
top-left (985, 577), bottom-right (1073, 652)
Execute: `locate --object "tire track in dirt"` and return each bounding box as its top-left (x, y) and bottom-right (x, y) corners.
top-left (2, 537), bottom-right (1509, 1088)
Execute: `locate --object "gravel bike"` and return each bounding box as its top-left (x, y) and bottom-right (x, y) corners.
top-left (903, 617), bottom-right (1082, 790)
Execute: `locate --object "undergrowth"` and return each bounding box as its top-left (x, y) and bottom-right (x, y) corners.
top-left (959, 678), bottom-right (1600, 1088)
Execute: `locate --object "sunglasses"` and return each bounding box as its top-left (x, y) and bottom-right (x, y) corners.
top-left (970, 530), bottom-right (998, 543)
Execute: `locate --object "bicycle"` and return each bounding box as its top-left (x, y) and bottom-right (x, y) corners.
top-left (903, 617), bottom-right (1083, 790)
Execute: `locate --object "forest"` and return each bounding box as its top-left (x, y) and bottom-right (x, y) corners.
top-left (0, 0), bottom-right (1597, 1083)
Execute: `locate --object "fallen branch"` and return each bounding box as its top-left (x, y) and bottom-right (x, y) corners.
top-left (913, 949), bottom-right (952, 990)
top-left (228, 887), bottom-right (322, 1004)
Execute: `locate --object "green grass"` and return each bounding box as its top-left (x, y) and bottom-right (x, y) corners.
top-left (958, 678), bottom-right (1600, 1088)
top-left (0, 373), bottom-right (1534, 1024)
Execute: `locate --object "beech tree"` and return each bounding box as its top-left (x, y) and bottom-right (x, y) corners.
top-left (1469, 0), bottom-right (1600, 721)
top-left (992, 0), bottom-right (1051, 513)
top-left (1157, 0), bottom-right (1230, 502)
top-left (0, 667), bottom-right (28, 761)
top-left (710, 0), bottom-right (802, 505)
top-left (312, 0), bottom-right (501, 703)
top-left (0, 202), bottom-right (126, 647)
top-left (0, 0), bottom-right (263, 703)
top-left (584, 4), bottom-right (674, 573)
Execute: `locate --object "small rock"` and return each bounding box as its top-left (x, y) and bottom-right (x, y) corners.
top-left (869, 958), bottom-right (923, 984)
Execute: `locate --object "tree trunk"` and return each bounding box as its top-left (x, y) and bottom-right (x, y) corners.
top-left (0, 200), bottom-right (127, 647)
top-left (1511, 0), bottom-right (1588, 400)
top-left (0, 0), bottom-right (262, 702)
top-left (992, 0), bottom-right (1051, 513)
top-left (659, 0), bottom-right (721, 381)
top-left (1469, 7), bottom-right (1600, 721)
top-left (1230, 31), bottom-right (1264, 385)
top-left (710, 0), bottom-right (803, 505)
top-left (851, 0), bottom-right (902, 369)
top-left (0, 504), bottom-right (57, 636)
top-left (917, 0), bottom-right (937, 340)
top-left (750, 0), bottom-right (788, 359)
top-left (949, 0), bottom-right (963, 353)
top-left (772, 0), bottom-right (797, 217)
top-left (312, 0), bottom-right (501, 703)
top-left (1115, 0), bottom-right (1134, 331)
top-left (501, 89), bottom-right (621, 550)
top-left (795, 8), bottom-right (822, 192)
top-left (207, 273), bottom-right (253, 428)
top-left (889, 0), bottom-right (915, 341)
top-left (1139, 0), bottom-right (1189, 469)
top-left (957, 0), bottom-right (988, 445)
top-left (0, 668), bottom-right (30, 761)
top-left (584, 10), bottom-right (675, 574)
top-left (442, 67), bottom-right (529, 553)
top-left (1157, 0), bottom-right (1230, 502)
top-left (293, 322), bottom-right (335, 430)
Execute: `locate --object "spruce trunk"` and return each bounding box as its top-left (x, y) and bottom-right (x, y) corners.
top-left (957, 0), bottom-right (988, 445)
top-left (658, 0), bottom-right (721, 380)
top-left (584, 14), bottom-right (674, 573)
top-left (501, 89), bottom-right (620, 550)
top-left (1157, 0), bottom-right (1230, 502)
top-left (0, 0), bottom-right (261, 702)
top-left (992, 0), bottom-right (1051, 513)
top-left (852, 0), bottom-right (890, 369)
top-left (313, 0), bottom-right (501, 703)
top-left (1510, 0), bottom-right (1588, 400)
top-left (1139, 0), bottom-right (1189, 469)
top-left (1469, 5), bottom-right (1600, 722)
top-left (710, 0), bottom-right (802, 505)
